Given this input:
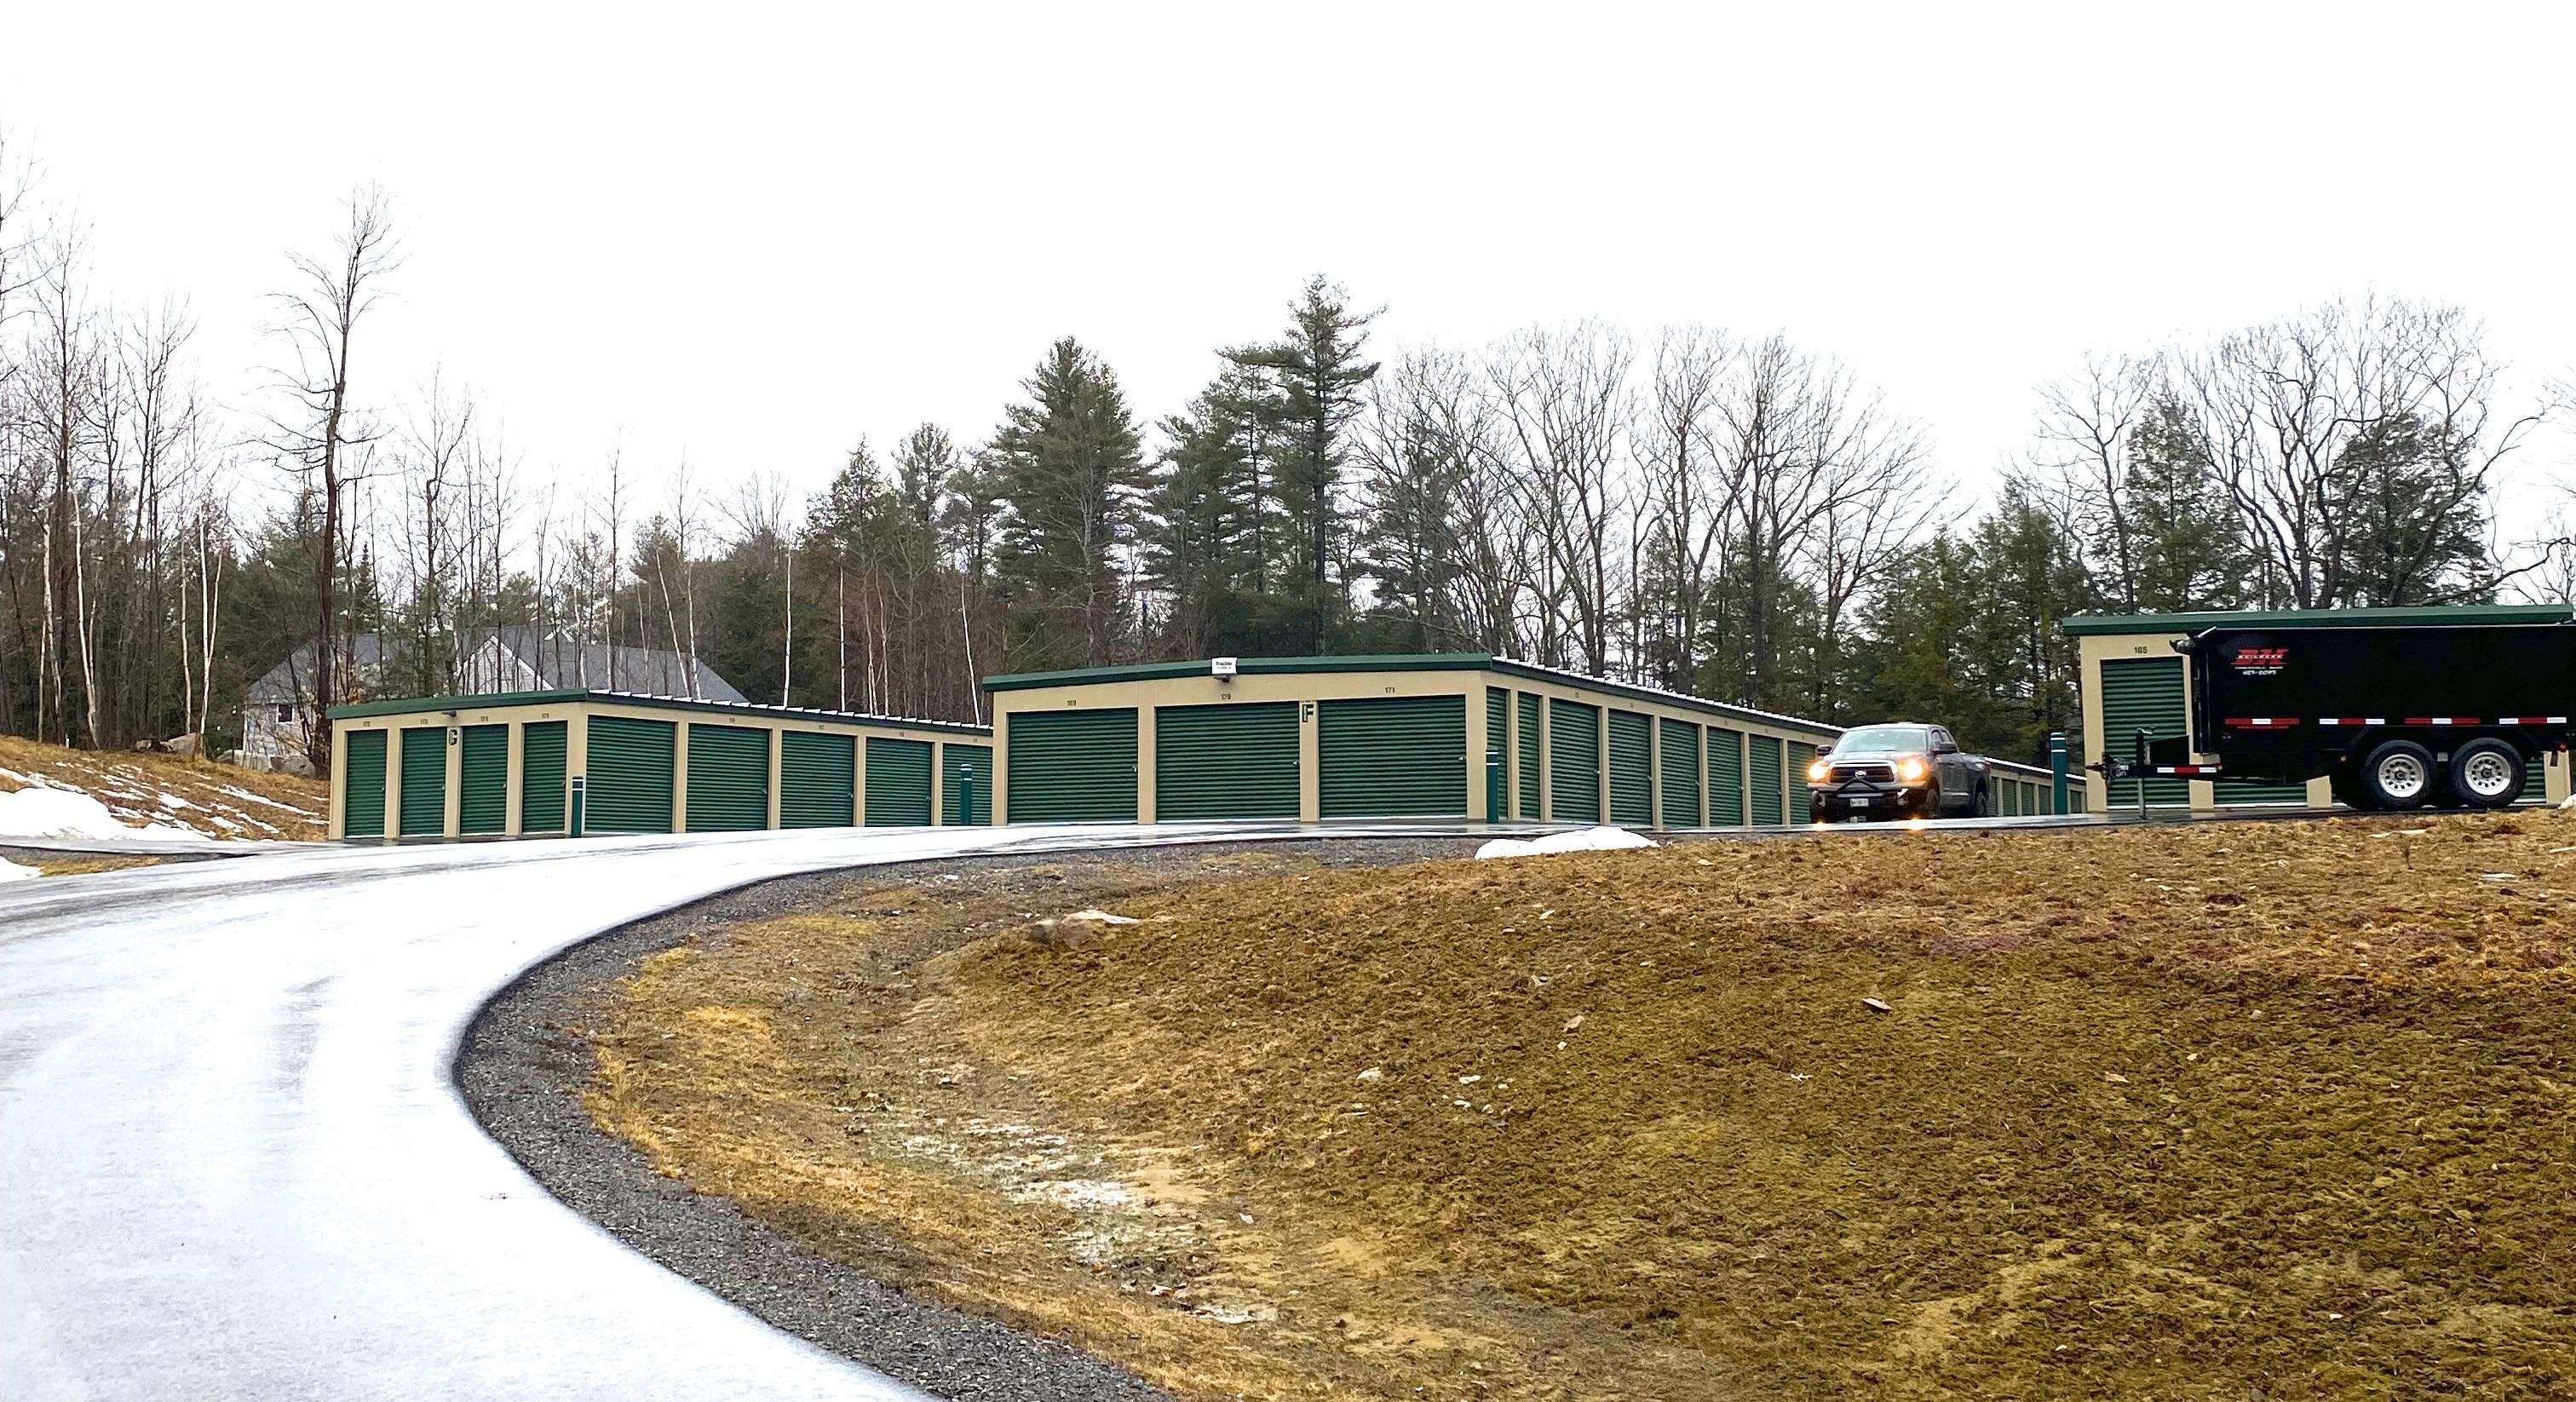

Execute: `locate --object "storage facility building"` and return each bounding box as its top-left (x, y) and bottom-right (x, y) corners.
top-left (2067, 605), bottom-right (2574, 813)
top-left (326, 690), bottom-right (992, 841)
top-left (329, 655), bottom-right (2063, 840)
top-left (986, 652), bottom-right (2060, 826)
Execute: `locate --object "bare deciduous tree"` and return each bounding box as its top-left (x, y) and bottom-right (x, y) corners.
top-left (262, 187), bottom-right (397, 769)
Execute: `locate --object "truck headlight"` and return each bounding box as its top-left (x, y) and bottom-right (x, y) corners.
top-left (1807, 758), bottom-right (1832, 783)
top-left (1895, 756), bottom-right (1929, 784)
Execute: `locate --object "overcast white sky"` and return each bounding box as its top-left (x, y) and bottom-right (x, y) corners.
top-left (10, 2), bottom-right (2573, 523)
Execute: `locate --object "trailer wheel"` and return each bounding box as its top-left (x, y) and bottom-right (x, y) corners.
top-left (2328, 762), bottom-right (2369, 810)
top-left (2361, 739), bottom-right (2438, 810)
top-left (2447, 738), bottom-right (2527, 810)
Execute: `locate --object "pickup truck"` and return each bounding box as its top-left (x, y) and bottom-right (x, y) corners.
top-left (1806, 722), bottom-right (1995, 822)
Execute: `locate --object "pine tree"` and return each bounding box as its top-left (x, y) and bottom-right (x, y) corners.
top-left (1225, 277), bottom-right (1378, 652)
top-left (1354, 404), bottom-right (1468, 652)
top-left (2123, 394), bottom-right (2247, 612)
top-left (989, 338), bottom-right (1147, 668)
top-left (1142, 364), bottom-right (1296, 656)
top-left (2331, 411), bottom-right (2493, 605)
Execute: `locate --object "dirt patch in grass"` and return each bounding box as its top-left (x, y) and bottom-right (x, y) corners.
top-left (0, 735), bottom-right (325, 840)
top-left (591, 814), bottom-right (2576, 1400)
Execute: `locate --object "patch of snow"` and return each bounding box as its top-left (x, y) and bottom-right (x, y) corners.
top-left (2562, 794), bottom-right (2576, 811)
top-left (0, 785), bottom-right (210, 842)
top-left (211, 784), bottom-right (314, 814)
top-left (1054, 909), bottom-right (1140, 926)
top-left (0, 856), bottom-right (38, 883)
top-left (157, 792), bottom-right (194, 811)
top-left (1475, 825), bottom-right (1660, 859)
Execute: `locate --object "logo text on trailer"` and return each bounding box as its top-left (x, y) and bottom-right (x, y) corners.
top-left (2229, 645), bottom-right (2287, 676)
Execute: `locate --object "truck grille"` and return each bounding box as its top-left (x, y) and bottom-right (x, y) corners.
top-left (1830, 763), bottom-right (1894, 783)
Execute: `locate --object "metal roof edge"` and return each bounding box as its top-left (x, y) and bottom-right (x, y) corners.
top-left (981, 652), bottom-right (1844, 738)
top-left (327, 688), bottom-right (995, 737)
top-left (1482, 657), bottom-right (1846, 738)
top-left (982, 653), bottom-right (1494, 692)
top-left (2063, 603), bottom-right (2574, 636)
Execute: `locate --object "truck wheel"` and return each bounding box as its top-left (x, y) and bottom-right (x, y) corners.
top-left (2447, 738), bottom-right (2527, 810)
top-left (2361, 739), bottom-right (2438, 810)
top-left (1973, 784), bottom-right (1993, 818)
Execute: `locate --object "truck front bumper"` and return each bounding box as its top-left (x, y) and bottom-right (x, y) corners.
top-left (1807, 779), bottom-right (1935, 822)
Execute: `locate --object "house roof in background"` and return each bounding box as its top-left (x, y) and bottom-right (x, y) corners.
top-left (248, 629), bottom-right (745, 704)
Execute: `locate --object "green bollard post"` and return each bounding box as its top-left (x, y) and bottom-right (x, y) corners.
top-left (2049, 732), bottom-right (2069, 815)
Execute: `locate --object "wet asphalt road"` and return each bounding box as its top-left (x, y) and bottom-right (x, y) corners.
top-left (0, 823), bottom-right (1496, 1401)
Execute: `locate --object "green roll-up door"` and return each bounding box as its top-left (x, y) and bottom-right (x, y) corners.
top-left (687, 724), bottom-right (771, 831)
top-left (1515, 692), bottom-right (1540, 819)
top-left (779, 731), bottom-right (856, 828)
top-left (943, 743), bottom-right (994, 825)
top-left (1708, 727), bottom-right (1744, 826)
top-left (1485, 688), bottom-right (1509, 819)
top-left (1786, 741), bottom-right (1817, 822)
top-left (2001, 779), bottom-right (2021, 817)
top-left (1750, 735), bottom-right (1785, 826)
top-left (587, 715), bottom-right (676, 834)
top-left (458, 724), bottom-right (507, 835)
top-left (1659, 719), bottom-right (1701, 828)
top-left (1158, 703), bottom-right (1299, 820)
top-left (865, 737), bottom-right (934, 826)
top-left (2100, 658), bottom-right (2189, 807)
top-left (520, 721), bottom-right (567, 833)
top-left (1320, 695), bottom-right (1467, 819)
top-left (1006, 709), bottom-right (1137, 823)
top-left (399, 726), bottom-right (448, 837)
top-left (1608, 710), bottom-right (1653, 827)
top-left (1550, 698), bottom-right (1601, 824)
top-left (342, 729), bottom-right (386, 837)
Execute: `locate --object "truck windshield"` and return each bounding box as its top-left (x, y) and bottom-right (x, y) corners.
top-left (1834, 725), bottom-right (1931, 754)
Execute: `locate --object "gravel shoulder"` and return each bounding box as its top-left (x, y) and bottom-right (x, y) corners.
top-left (454, 836), bottom-right (1483, 1402)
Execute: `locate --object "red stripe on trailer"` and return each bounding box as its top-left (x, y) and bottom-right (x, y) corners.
top-left (2401, 717), bottom-right (2475, 727)
top-left (2315, 717), bottom-right (2383, 727)
top-left (2152, 764), bottom-right (2221, 776)
top-left (2224, 717), bottom-right (2296, 729)
top-left (2501, 716), bottom-right (2567, 726)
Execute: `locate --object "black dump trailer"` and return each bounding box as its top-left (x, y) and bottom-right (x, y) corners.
top-left (2130, 623), bottom-right (2573, 810)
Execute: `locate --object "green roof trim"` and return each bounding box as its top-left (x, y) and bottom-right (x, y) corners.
top-left (327, 688), bottom-right (993, 736)
top-left (984, 652), bottom-right (1844, 739)
top-left (2062, 604), bottom-right (2573, 637)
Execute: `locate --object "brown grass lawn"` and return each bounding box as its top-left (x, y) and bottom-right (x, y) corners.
top-left (0, 735), bottom-right (325, 840)
top-left (591, 814), bottom-right (2576, 1400)
top-left (3, 850), bottom-right (163, 877)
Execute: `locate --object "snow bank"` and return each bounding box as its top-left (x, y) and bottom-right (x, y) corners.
top-left (0, 856), bottom-right (37, 883)
top-left (1475, 826), bottom-right (1660, 860)
top-left (2562, 794), bottom-right (2576, 811)
top-left (0, 786), bottom-right (205, 842)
